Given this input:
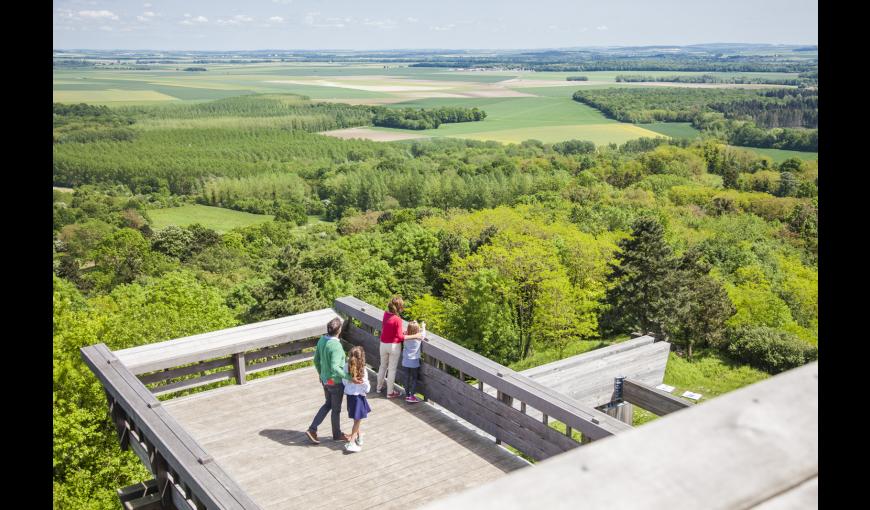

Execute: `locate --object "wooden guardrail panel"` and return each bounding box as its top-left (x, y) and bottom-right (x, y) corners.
top-left (115, 308), bottom-right (339, 374)
top-left (81, 343), bottom-right (261, 510)
top-left (333, 296), bottom-right (631, 440)
top-left (526, 341), bottom-right (671, 408)
top-left (623, 378), bottom-right (693, 416)
top-left (419, 362), bottom-right (819, 510)
top-left (520, 335), bottom-right (657, 379)
top-left (343, 323), bottom-right (578, 461)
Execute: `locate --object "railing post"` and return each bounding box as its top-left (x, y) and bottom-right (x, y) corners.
top-left (233, 352), bottom-right (246, 385)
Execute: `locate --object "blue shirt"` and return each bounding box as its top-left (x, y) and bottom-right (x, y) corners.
top-left (402, 339), bottom-right (422, 368)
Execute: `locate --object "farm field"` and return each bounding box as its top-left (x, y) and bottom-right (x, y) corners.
top-left (54, 64), bottom-right (805, 146)
top-left (367, 95), bottom-right (664, 144)
top-left (733, 146), bottom-right (818, 162)
top-left (147, 204), bottom-right (274, 233)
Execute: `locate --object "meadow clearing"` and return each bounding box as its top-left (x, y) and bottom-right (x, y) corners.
top-left (147, 204), bottom-right (274, 233)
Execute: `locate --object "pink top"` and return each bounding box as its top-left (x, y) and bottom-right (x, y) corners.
top-left (380, 312), bottom-right (405, 344)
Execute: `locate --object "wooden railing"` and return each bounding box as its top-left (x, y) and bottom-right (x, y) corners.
top-left (333, 296), bottom-right (632, 462)
top-left (81, 344), bottom-right (261, 510)
top-left (113, 308), bottom-right (340, 397)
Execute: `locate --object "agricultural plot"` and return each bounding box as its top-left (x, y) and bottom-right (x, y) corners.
top-left (53, 64), bottom-right (806, 146)
top-left (147, 204), bottom-right (273, 233)
top-left (731, 146), bottom-right (818, 162)
top-left (367, 95), bottom-right (664, 144)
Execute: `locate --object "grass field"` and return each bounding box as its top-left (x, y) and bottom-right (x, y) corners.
top-left (372, 95), bottom-right (664, 144)
top-left (732, 146), bottom-right (818, 162)
top-left (642, 122), bottom-right (703, 139)
top-left (148, 205), bottom-right (274, 233)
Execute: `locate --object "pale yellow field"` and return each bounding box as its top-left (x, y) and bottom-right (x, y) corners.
top-left (53, 89), bottom-right (179, 103)
top-left (452, 123), bottom-right (665, 145)
top-left (319, 127), bottom-right (429, 142)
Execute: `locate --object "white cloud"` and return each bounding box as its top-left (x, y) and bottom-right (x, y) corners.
top-left (364, 18), bottom-right (396, 29)
top-left (234, 15), bottom-right (253, 22)
top-left (304, 12), bottom-right (319, 25)
top-left (430, 24), bottom-right (456, 31)
top-left (548, 25), bottom-right (558, 31)
top-left (269, 16), bottom-right (284, 23)
top-left (98, 25), bottom-right (113, 31)
top-left (182, 15), bottom-right (208, 26)
top-left (144, 2), bottom-right (152, 7)
top-left (184, 14), bottom-right (191, 18)
top-left (273, 0), bottom-right (293, 4)
top-left (143, 11), bottom-right (155, 18)
top-left (78, 10), bottom-right (118, 20)
top-left (406, 17), bottom-right (419, 23)
top-left (596, 25), bottom-right (608, 31)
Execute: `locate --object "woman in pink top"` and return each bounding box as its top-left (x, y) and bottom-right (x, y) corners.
top-left (378, 295), bottom-right (425, 398)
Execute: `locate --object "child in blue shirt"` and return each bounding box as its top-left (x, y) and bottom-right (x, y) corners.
top-left (402, 321), bottom-right (426, 403)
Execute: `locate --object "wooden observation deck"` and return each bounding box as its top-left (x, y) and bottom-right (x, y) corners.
top-left (82, 296), bottom-right (818, 510)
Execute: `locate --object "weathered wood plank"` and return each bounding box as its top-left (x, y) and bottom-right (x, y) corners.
top-left (244, 338), bottom-right (318, 362)
top-left (419, 362), bottom-right (819, 510)
top-left (245, 351), bottom-right (315, 375)
top-left (334, 297), bottom-right (631, 440)
top-left (139, 357), bottom-right (233, 386)
top-left (80, 344), bottom-right (260, 510)
top-left (419, 359), bottom-right (579, 460)
top-left (123, 492), bottom-right (163, 510)
top-left (519, 335), bottom-right (657, 379)
top-left (623, 378), bottom-right (693, 416)
top-left (151, 370), bottom-right (234, 397)
top-left (749, 476), bottom-right (817, 509)
top-left (523, 341), bottom-right (671, 408)
top-left (115, 308), bottom-right (338, 374)
top-left (161, 364), bottom-right (528, 509)
top-left (117, 479), bottom-right (158, 503)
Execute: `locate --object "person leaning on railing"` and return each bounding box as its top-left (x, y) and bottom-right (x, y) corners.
top-left (377, 295), bottom-right (425, 399)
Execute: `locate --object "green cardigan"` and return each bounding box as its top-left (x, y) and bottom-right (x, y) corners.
top-left (312, 335), bottom-right (349, 384)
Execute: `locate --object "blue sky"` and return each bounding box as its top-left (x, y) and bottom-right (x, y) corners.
top-left (53, 0), bottom-right (818, 51)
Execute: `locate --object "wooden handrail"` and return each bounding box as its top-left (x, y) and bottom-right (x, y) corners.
top-left (333, 296), bottom-right (631, 441)
top-left (81, 343), bottom-right (261, 510)
top-left (623, 378), bottom-right (694, 415)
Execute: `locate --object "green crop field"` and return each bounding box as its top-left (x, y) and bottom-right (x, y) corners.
top-left (372, 95), bottom-right (664, 144)
top-left (731, 146), bottom-right (818, 162)
top-left (148, 204), bottom-right (274, 233)
top-left (642, 122), bottom-right (703, 139)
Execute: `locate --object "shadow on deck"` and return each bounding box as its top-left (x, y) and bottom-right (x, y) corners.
top-left (163, 366), bottom-right (528, 510)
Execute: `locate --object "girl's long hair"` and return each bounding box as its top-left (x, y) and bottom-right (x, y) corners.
top-left (348, 346), bottom-right (366, 381)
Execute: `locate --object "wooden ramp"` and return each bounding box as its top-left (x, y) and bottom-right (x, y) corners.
top-left (163, 366), bottom-right (530, 510)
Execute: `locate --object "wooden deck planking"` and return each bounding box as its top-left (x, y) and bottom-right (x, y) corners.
top-left (164, 366), bottom-right (529, 510)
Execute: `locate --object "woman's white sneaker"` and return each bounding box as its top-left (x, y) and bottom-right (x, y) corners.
top-left (345, 441), bottom-right (362, 452)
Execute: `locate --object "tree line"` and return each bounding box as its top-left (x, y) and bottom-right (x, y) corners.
top-left (371, 106), bottom-right (486, 130)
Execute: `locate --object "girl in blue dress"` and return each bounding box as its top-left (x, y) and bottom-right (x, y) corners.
top-left (343, 346), bottom-right (371, 452)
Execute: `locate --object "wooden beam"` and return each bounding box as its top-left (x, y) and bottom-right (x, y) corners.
top-left (232, 353), bottom-right (246, 385)
top-left (418, 362), bottom-right (819, 510)
top-left (80, 344), bottom-right (261, 510)
top-left (117, 479), bottom-right (158, 504)
top-left (623, 378), bottom-right (693, 416)
top-left (334, 296), bottom-right (631, 440)
top-left (114, 308), bottom-right (339, 374)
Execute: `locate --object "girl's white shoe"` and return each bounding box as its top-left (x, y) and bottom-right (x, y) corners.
top-left (345, 441), bottom-right (362, 452)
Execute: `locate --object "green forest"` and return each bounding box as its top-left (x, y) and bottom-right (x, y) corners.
top-left (53, 92), bottom-right (817, 508)
top-left (572, 88), bottom-right (818, 151)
